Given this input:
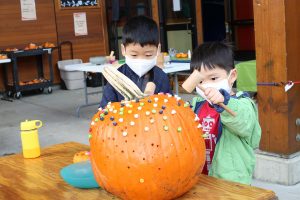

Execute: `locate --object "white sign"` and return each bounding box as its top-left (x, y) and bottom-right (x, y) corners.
top-left (20, 0), bottom-right (37, 21)
top-left (173, 0), bottom-right (181, 11)
top-left (73, 12), bottom-right (88, 36)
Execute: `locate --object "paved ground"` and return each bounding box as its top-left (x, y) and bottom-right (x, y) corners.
top-left (0, 87), bottom-right (299, 199)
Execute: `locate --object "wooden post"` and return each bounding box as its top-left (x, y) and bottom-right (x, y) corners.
top-left (151, 0), bottom-right (160, 26)
top-left (100, 0), bottom-right (109, 55)
top-left (195, 0), bottom-right (203, 44)
top-left (253, 0), bottom-right (300, 155)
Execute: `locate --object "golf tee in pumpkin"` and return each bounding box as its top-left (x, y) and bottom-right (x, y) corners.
top-left (144, 82), bottom-right (156, 96)
top-left (89, 94), bottom-right (205, 200)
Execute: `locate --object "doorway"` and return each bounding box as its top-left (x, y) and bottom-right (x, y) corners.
top-left (225, 0), bottom-right (255, 61)
top-left (157, 0), bottom-right (198, 53)
top-left (105, 0), bottom-right (152, 59)
top-left (201, 0), bottom-right (226, 42)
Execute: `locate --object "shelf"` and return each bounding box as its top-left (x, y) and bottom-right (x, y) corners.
top-left (231, 19), bottom-right (254, 26)
top-left (0, 59), bottom-right (11, 64)
top-left (1, 48), bottom-right (54, 98)
top-left (1, 48), bottom-right (53, 57)
top-left (166, 18), bottom-right (191, 25)
top-left (7, 80), bottom-right (52, 92)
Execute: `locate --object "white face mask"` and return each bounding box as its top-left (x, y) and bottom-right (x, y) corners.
top-left (125, 56), bottom-right (157, 77)
top-left (196, 70), bottom-right (233, 100)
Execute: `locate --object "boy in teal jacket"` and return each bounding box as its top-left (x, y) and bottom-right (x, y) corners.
top-left (189, 42), bottom-right (261, 184)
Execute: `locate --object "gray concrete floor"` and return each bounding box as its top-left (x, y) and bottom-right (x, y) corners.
top-left (0, 87), bottom-right (299, 200)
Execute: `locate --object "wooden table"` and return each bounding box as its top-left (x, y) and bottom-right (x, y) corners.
top-left (0, 142), bottom-right (277, 200)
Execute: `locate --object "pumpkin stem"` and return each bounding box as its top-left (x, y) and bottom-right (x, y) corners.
top-left (102, 67), bottom-right (148, 100)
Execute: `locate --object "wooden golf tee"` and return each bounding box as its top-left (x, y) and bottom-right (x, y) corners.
top-left (182, 70), bottom-right (236, 117)
top-left (110, 51), bottom-right (114, 57)
top-left (144, 82), bottom-right (156, 96)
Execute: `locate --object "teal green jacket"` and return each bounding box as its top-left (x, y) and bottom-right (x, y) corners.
top-left (192, 91), bottom-right (261, 184)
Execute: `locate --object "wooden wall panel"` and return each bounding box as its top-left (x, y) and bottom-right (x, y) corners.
top-left (151, 0), bottom-right (159, 26)
top-left (0, 1), bottom-right (57, 48)
top-left (54, 0), bottom-right (109, 62)
top-left (0, 0), bottom-right (59, 90)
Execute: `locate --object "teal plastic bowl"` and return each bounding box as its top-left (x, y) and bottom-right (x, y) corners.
top-left (60, 160), bottom-right (100, 189)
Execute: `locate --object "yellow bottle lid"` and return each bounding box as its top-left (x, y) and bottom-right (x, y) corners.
top-left (20, 120), bottom-right (43, 131)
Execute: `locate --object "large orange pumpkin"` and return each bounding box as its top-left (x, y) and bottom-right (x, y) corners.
top-left (89, 94), bottom-right (205, 200)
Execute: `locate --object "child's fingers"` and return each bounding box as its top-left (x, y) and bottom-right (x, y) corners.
top-left (210, 92), bottom-right (220, 103)
top-left (204, 87), bottom-right (213, 96)
top-left (205, 88), bottom-right (224, 104)
top-left (205, 88), bottom-right (218, 100)
top-left (204, 88), bottom-right (214, 98)
top-left (211, 94), bottom-right (224, 104)
top-left (206, 93), bottom-right (215, 101)
top-left (210, 95), bottom-right (219, 104)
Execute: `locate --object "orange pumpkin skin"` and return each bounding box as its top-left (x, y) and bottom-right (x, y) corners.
top-left (89, 94), bottom-right (205, 200)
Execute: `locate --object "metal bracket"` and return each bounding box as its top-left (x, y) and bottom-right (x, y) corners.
top-left (296, 134), bottom-right (300, 142)
top-left (296, 118), bottom-right (300, 126)
top-left (296, 118), bottom-right (300, 142)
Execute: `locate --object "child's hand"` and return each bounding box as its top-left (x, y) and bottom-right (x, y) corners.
top-left (204, 87), bottom-right (224, 104)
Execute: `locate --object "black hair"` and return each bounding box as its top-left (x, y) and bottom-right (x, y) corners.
top-left (190, 41), bottom-right (234, 73)
top-left (122, 15), bottom-right (159, 47)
